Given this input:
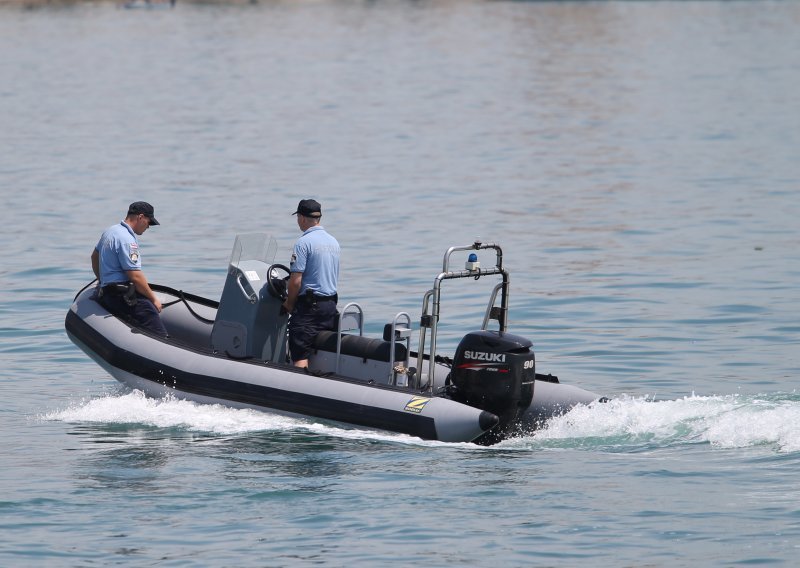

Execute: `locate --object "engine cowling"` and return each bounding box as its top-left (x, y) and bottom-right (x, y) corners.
top-left (448, 330), bottom-right (535, 444)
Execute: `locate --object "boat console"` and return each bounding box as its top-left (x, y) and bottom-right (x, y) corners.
top-left (211, 234), bottom-right (289, 363)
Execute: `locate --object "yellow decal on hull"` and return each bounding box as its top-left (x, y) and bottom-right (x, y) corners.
top-left (404, 396), bottom-right (431, 414)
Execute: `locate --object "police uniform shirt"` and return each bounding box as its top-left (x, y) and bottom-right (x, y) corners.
top-left (290, 225), bottom-right (340, 297)
top-left (95, 221), bottom-right (142, 286)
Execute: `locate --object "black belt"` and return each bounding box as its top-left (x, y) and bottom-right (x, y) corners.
top-left (102, 282), bottom-right (133, 295)
top-left (301, 291), bottom-right (337, 304)
top-left (99, 282), bottom-right (137, 306)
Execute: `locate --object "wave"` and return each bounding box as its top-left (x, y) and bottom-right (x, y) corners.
top-left (514, 392), bottom-right (800, 453)
top-left (43, 389), bottom-right (800, 453)
top-left (41, 389), bottom-right (429, 446)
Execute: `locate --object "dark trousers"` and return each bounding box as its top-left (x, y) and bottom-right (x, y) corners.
top-left (288, 299), bottom-right (337, 362)
top-left (98, 292), bottom-right (168, 337)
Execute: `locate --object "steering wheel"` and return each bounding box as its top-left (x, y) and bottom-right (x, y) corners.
top-left (266, 264), bottom-right (291, 301)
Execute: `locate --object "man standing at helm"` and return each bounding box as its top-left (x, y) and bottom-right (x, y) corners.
top-left (91, 201), bottom-right (168, 338)
top-left (282, 199), bottom-right (340, 369)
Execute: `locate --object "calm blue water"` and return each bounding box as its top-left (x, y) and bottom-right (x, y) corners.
top-left (2, 0), bottom-right (800, 565)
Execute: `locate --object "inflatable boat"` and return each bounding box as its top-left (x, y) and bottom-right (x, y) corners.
top-left (65, 234), bottom-right (604, 445)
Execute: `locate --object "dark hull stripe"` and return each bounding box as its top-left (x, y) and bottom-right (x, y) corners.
top-left (66, 310), bottom-right (440, 440)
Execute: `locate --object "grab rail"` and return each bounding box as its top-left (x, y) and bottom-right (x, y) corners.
top-left (335, 302), bottom-right (364, 373)
top-left (416, 241), bottom-right (509, 392)
top-left (387, 312), bottom-right (412, 386)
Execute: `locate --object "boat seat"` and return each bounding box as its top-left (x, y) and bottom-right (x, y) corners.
top-left (313, 331), bottom-right (407, 363)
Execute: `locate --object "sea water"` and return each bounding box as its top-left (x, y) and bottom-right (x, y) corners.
top-left (1, 1), bottom-right (800, 565)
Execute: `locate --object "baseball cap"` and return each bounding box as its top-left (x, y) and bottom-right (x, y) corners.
top-left (128, 201), bottom-right (160, 226)
top-left (292, 199), bottom-right (322, 218)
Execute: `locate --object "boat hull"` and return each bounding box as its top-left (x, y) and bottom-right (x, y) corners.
top-left (65, 287), bottom-right (499, 443)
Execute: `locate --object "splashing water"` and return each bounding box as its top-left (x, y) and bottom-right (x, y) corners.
top-left (522, 392), bottom-right (800, 453)
top-left (42, 389), bottom-right (435, 446)
top-left (43, 389), bottom-right (800, 454)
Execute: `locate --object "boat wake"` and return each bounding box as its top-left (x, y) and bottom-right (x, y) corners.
top-left (43, 388), bottom-right (432, 446)
top-left (44, 389), bottom-right (800, 453)
top-left (506, 392), bottom-right (800, 453)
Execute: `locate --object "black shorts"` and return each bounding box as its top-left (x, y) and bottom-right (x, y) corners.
top-left (288, 299), bottom-right (337, 362)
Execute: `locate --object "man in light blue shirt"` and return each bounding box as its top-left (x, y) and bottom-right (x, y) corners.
top-left (91, 201), bottom-right (167, 337)
top-left (282, 199), bottom-right (340, 368)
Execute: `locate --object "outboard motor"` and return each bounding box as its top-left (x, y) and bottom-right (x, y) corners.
top-left (448, 330), bottom-right (535, 445)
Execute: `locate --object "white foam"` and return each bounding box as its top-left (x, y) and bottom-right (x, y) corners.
top-left (42, 389), bottom-right (432, 445)
top-left (45, 390), bottom-right (296, 434)
top-left (529, 393), bottom-right (800, 453)
top-left (44, 390), bottom-right (800, 452)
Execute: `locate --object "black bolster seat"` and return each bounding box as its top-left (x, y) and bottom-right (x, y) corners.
top-left (313, 331), bottom-right (407, 363)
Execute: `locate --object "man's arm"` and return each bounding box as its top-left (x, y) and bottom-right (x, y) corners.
top-left (282, 272), bottom-right (303, 313)
top-left (126, 270), bottom-right (162, 312)
top-left (91, 249), bottom-right (100, 280)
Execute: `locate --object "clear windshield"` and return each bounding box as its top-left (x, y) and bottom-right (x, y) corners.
top-left (228, 233), bottom-right (278, 268)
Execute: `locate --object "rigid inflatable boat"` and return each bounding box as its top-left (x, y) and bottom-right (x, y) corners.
top-left (66, 235), bottom-right (603, 445)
